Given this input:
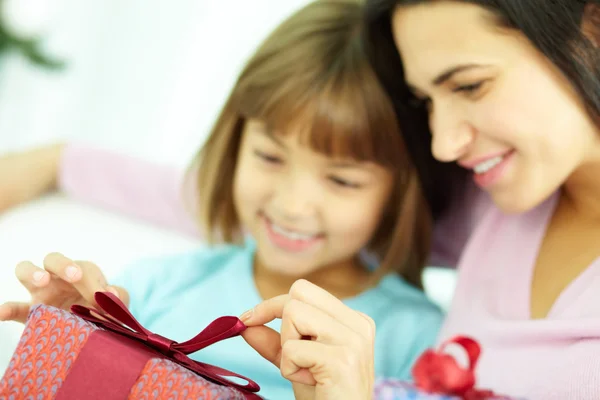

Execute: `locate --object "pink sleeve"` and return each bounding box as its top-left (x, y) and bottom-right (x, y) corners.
top-left (58, 143), bottom-right (201, 237)
top-left (429, 181), bottom-right (492, 268)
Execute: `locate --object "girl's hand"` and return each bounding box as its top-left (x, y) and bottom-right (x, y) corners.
top-left (241, 279), bottom-right (375, 400)
top-left (0, 252), bottom-right (128, 323)
top-left (0, 143), bottom-right (64, 213)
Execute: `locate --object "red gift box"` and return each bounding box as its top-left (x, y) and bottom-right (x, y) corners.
top-left (0, 292), bottom-right (262, 399)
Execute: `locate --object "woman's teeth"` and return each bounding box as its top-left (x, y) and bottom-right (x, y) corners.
top-left (271, 222), bottom-right (316, 241)
top-left (474, 155), bottom-right (504, 174)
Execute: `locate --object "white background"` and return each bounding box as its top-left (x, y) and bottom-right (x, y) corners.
top-left (0, 0), bottom-right (456, 373)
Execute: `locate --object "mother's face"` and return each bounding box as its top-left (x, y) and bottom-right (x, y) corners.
top-left (391, 2), bottom-right (600, 213)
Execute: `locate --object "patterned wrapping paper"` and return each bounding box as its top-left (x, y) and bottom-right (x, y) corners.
top-left (0, 294), bottom-right (262, 400)
top-left (374, 379), bottom-right (523, 400)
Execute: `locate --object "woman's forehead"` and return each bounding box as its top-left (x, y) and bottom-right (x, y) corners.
top-left (392, 3), bottom-right (513, 85)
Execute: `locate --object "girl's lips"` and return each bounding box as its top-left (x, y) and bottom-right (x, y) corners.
top-left (263, 215), bottom-right (324, 253)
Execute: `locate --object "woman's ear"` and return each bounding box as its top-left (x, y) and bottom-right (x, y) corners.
top-left (582, 2), bottom-right (600, 47)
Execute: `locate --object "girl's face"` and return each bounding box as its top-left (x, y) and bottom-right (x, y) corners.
top-left (233, 119), bottom-right (393, 277)
top-left (392, 2), bottom-right (600, 213)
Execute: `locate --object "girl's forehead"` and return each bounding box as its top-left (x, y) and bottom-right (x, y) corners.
top-left (237, 70), bottom-right (405, 168)
top-left (245, 116), bottom-right (392, 166)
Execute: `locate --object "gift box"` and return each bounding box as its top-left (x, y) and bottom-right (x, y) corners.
top-left (373, 379), bottom-right (520, 400)
top-left (373, 337), bottom-right (524, 400)
top-left (0, 292), bottom-right (262, 400)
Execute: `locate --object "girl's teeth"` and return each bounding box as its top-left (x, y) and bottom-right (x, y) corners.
top-left (271, 223), bottom-right (315, 241)
top-left (474, 156), bottom-right (504, 174)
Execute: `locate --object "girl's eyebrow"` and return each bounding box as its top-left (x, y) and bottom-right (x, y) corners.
top-left (257, 125), bottom-right (373, 170)
top-left (329, 160), bottom-right (373, 170)
top-left (259, 127), bottom-right (286, 149)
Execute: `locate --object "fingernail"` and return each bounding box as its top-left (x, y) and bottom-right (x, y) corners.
top-left (65, 265), bottom-right (81, 281)
top-left (107, 286), bottom-right (119, 298)
top-left (239, 308), bottom-right (253, 323)
top-left (32, 271), bottom-right (47, 286)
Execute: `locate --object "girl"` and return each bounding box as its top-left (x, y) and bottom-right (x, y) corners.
top-left (362, 0), bottom-right (600, 398)
top-left (0, 1), bottom-right (442, 399)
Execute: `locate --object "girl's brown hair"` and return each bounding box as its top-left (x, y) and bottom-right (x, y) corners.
top-left (189, 0), bottom-right (431, 288)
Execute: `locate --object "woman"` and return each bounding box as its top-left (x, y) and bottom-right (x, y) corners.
top-left (362, 0), bottom-right (600, 399)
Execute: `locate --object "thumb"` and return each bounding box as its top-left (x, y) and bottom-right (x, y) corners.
top-left (241, 325), bottom-right (282, 368)
top-left (106, 285), bottom-right (130, 308)
top-left (0, 301), bottom-right (31, 323)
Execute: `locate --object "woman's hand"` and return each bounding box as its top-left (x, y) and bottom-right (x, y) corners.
top-left (241, 279), bottom-right (375, 400)
top-left (0, 252), bottom-right (128, 323)
top-left (0, 143), bottom-right (64, 213)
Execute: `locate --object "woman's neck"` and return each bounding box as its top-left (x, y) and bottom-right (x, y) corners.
top-left (563, 145), bottom-right (600, 219)
top-left (253, 256), bottom-right (372, 300)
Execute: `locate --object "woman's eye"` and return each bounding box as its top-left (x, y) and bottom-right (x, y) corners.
top-left (329, 176), bottom-right (361, 189)
top-left (254, 150), bottom-right (282, 164)
top-left (452, 81), bottom-right (484, 95)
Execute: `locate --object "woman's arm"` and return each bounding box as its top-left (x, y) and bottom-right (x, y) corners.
top-left (0, 144), bottom-right (63, 211)
top-left (0, 142), bottom-right (200, 237)
top-left (59, 143), bottom-right (200, 236)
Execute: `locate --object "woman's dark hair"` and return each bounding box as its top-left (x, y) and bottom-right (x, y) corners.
top-left (363, 0), bottom-right (600, 218)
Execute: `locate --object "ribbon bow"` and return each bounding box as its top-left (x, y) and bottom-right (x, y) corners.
top-left (71, 292), bottom-right (260, 394)
top-left (411, 336), bottom-right (497, 400)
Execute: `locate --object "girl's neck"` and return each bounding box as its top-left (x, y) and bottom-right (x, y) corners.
top-left (253, 256), bottom-right (372, 300)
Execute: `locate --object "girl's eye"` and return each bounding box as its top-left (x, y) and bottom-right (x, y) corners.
top-left (329, 176), bottom-right (361, 189)
top-left (254, 149), bottom-right (282, 164)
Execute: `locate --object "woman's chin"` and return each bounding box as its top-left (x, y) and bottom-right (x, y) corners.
top-left (490, 187), bottom-right (553, 214)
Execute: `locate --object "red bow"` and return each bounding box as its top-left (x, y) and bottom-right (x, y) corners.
top-left (71, 292), bottom-right (260, 394)
top-left (412, 336), bottom-right (497, 399)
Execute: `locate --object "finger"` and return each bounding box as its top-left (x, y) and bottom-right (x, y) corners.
top-left (110, 285), bottom-right (130, 307)
top-left (241, 325), bottom-right (283, 368)
top-left (241, 294), bottom-right (288, 326)
top-left (280, 340), bottom-right (350, 386)
top-left (280, 299), bottom-right (356, 347)
top-left (74, 260), bottom-right (110, 303)
top-left (288, 279), bottom-right (374, 338)
top-left (43, 253), bottom-right (108, 304)
top-left (15, 261), bottom-right (51, 291)
top-left (42, 252), bottom-right (82, 281)
top-left (0, 302), bottom-right (31, 323)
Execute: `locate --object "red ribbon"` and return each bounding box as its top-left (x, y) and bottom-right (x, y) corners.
top-left (411, 336), bottom-right (498, 399)
top-left (71, 292), bottom-right (260, 394)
